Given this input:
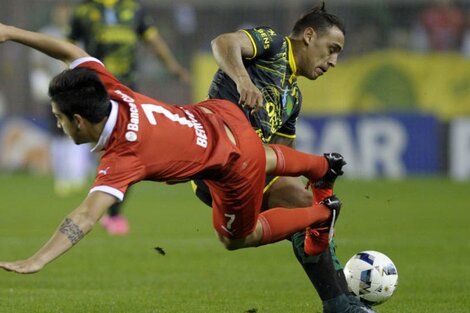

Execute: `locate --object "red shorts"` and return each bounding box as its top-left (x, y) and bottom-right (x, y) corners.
top-left (198, 100), bottom-right (265, 239)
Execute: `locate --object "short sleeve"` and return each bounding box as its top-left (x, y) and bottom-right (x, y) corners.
top-left (91, 151), bottom-right (144, 201)
top-left (240, 27), bottom-right (284, 60)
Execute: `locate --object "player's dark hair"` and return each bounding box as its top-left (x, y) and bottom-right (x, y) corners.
top-left (48, 67), bottom-right (111, 123)
top-left (291, 2), bottom-right (345, 37)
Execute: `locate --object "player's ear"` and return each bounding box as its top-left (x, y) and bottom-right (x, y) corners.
top-left (73, 114), bottom-right (84, 130)
top-left (303, 27), bottom-right (316, 45)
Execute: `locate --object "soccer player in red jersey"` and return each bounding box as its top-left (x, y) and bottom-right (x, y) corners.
top-left (0, 23), bottom-right (342, 275)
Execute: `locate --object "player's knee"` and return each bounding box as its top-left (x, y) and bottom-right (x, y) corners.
top-left (217, 234), bottom-right (244, 251)
top-left (222, 240), bottom-right (241, 251)
top-left (265, 177), bottom-right (312, 208)
top-left (267, 185), bottom-right (312, 208)
top-left (294, 188), bottom-right (313, 207)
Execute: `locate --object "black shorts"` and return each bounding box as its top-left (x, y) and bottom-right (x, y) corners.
top-left (192, 176), bottom-right (278, 208)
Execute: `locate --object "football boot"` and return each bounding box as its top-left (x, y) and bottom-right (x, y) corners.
top-left (323, 294), bottom-right (378, 313)
top-left (316, 153), bottom-right (346, 189)
top-left (304, 195), bottom-right (341, 256)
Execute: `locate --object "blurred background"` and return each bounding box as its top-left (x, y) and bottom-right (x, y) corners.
top-left (0, 0), bottom-right (469, 184)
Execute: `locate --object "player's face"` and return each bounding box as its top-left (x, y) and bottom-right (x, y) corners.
top-left (301, 26), bottom-right (344, 80)
top-left (51, 102), bottom-right (81, 144)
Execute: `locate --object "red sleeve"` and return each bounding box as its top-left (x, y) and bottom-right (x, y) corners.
top-left (70, 57), bottom-right (131, 94)
top-left (90, 150), bottom-right (145, 201)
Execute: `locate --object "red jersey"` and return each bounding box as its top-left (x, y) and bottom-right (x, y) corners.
top-left (71, 57), bottom-right (240, 201)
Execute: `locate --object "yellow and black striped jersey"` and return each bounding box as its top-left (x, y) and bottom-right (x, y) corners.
top-left (208, 27), bottom-right (301, 144)
top-left (68, 0), bottom-right (157, 88)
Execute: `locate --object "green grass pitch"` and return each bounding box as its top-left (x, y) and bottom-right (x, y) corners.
top-left (0, 173), bottom-right (469, 313)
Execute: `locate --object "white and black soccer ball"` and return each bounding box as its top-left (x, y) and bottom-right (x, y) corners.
top-left (343, 250), bottom-right (398, 306)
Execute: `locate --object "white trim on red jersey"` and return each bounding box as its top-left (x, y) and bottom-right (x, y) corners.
top-left (89, 185), bottom-right (124, 202)
top-left (70, 57), bottom-right (104, 69)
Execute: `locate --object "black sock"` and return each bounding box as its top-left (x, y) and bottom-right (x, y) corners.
top-left (291, 232), bottom-right (343, 301)
top-left (336, 269), bottom-right (351, 294)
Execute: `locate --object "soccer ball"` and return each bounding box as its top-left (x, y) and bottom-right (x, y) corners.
top-left (343, 250), bottom-right (398, 306)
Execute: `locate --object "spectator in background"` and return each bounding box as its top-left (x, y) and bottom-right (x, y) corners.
top-left (68, 0), bottom-right (192, 235)
top-left (30, 2), bottom-right (92, 196)
top-left (417, 0), bottom-right (466, 52)
top-left (341, 0), bottom-right (392, 57)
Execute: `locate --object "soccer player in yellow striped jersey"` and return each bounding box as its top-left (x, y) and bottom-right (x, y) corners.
top-left (69, 0), bottom-right (190, 88)
top-left (197, 3), bottom-right (377, 313)
top-left (209, 26), bottom-right (302, 145)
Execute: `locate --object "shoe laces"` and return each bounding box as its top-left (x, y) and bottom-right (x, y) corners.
top-left (307, 208), bottom-right (336, 243)
top-left (305, 181), bottom-right (312, 190)
top-left (328, 209), bottom-right (336, 242)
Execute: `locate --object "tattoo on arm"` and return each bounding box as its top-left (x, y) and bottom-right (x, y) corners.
top-left (59, 218), bottom-right (84, 245)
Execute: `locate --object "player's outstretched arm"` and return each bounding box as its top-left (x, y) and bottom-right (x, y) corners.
top-left (211, 31), bottom-right (264, 113)
top-left (145, 31), bottom-right (192, 84)
top-left (0, 191), bottom-right (116, 274)
top-left (0, 23), bottom-right (88, 65)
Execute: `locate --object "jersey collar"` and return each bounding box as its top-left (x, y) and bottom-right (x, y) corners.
top-left (285, 37), bottom-right (297, 84)
top-left (91, 100), bottom-right (118, 152)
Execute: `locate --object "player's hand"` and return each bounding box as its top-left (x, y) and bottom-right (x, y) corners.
top-left (237, 78), bottom-right (264, 114)
top-left (175, 67), bottom-right (192, 85)
top-left (0, 258), bottom-right (44, 274)
top-left (167, 63), bottom-right (192, 85)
